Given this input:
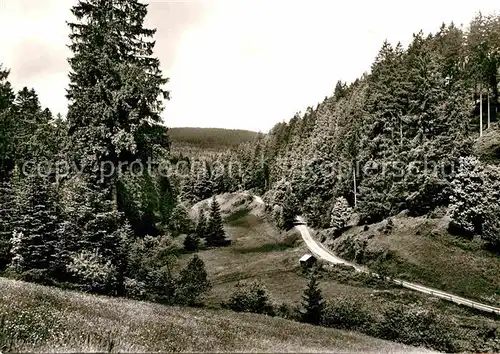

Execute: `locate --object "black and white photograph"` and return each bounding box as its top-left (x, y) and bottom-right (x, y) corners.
top-left (1, 0), bottom-right (500, 352)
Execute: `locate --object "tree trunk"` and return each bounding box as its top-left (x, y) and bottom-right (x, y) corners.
top-left (112, 182), bottom-right (118, 211)
top-left (491, 65), bottom-right (498, 122)
top-left (488, 88), bottom-right (491, 129)
top-left (353, 167), bottom-right (357, 208)
top-left (480, 87), bottom-right (483, 137)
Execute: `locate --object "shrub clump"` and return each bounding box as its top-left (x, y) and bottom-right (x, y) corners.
top-left (321, 297), bottom-right (373, 331)
top-left (223, 281), bottom-right (274, 315)
top-left (375, 305), bottom-right (457, 352)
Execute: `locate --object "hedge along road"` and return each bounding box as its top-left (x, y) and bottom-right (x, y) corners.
top-left (293, 215), bottom-right (500, 316)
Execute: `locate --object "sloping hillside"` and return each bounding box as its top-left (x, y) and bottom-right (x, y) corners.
top-left (169, 127), bottom-right (259, 153)
top-left (0, 277), bottom-right (430, 353)
top-left (324, 213), bottom-right (500, 306)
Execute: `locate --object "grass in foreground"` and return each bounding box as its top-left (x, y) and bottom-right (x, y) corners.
top-left (0, 277), bottom-right (432, 353)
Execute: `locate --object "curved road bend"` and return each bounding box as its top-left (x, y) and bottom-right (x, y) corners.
top-left (294, 216), bottom-right (500, 316)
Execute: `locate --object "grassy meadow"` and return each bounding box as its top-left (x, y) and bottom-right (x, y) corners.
top-left (0, 277), bottom-right (434, 353)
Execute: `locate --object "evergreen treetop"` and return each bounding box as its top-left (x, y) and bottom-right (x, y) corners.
top-left (66, 0), bottom-right (169, 193)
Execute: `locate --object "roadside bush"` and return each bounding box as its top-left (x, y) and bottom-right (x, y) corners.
top-left (483, 206), bottom-right (500, 251)
top-left (283, 231), bottom-right (300, 247)
top-left (334, 235), bottom-right (357, 261)
top-left (368, 250), bottom-right (398, 279)
top-left (223, 280), bottom-right (274, 315)
top-left (321, 297), bottom-right (373, 331)
top-left (375, 305), bottom-right (457, 352)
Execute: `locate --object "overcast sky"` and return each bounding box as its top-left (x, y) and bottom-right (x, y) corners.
top-left (0, 0), bottom-right (498, 132)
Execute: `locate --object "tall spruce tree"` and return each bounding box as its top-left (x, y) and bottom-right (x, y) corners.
top-left (66, 0), bottom-right (169, 205)
top-left (13, 88), bottom-right (60, 169)
top-left (65, 1), bottom-right (170, 292)
top-left (0, 65), bottom-right (15, 176)
top-left (206, 196), bottom-right (229, 247)
top-left (58, 178), bottom-right (131, 291)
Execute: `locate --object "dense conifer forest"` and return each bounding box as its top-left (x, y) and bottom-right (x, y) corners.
top-left (224, 16), bottom-right (500, 252)
top-left (169, 127), bottom-right (259, 152)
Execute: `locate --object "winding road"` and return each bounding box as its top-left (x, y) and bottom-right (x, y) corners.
top-left (294, 215), bottom-right (500, 316)
top-left (248, 194), bottom-right (500, 315)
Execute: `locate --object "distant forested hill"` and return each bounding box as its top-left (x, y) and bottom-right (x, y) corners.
top-left (175, 15), bottom-right (500, 253)
top-left (169, 127), bottom-right (260, 153)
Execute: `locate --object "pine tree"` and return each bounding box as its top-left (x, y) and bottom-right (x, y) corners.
top-left (66, 0), bottom-right (169, 204)
top-left (0, 178), bottom-right (15, 270)
top-left (193, 167), bottom-right (213, 201)
top-left (330, 197), bottom-right (352, 232)
top-left (168, 202), bottom-right (193, 235)
top-left (13, 88), bottom-right (57, 168)
top-left (0, 65), bottom-right (16, 176)
top-left (334, 80), bottom-right (347, 101)
top-left (206, 196), bottom-right (229, 247)
top-left (175, 254), bottom-right (211, 305)
top-left (81, 202), bottom-right (131, 295)
top-left (210, 163), bottom-right (227, 194)
top-left (179, 172), bottom-right (196, 204)
top-left (281, 189), bottom-right (299, 230)
top-left (303, 195), bottom-right (325, 228)
top-left (300, 267), bottom-right (324, 325)
top-left (58, 178), bottom-right (131, 290)
top-left (11, 175), bottom-right (59, 277)
top-left (195, 209), bottom-right (208, 238)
